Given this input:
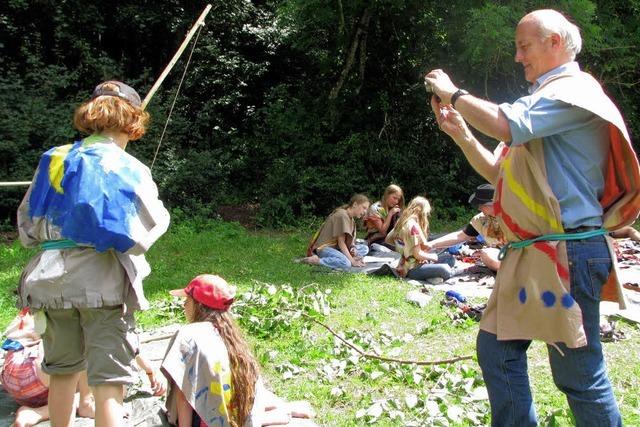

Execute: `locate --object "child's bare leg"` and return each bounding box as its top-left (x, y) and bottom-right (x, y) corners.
top-left (49, 372), bottom-right (81, 427)
top-left (93, 383), bottom-right (125, 427)
top-left (76, 371), bottom-right (95, 418)
top-left (12, 405), bottom-right (49, 427)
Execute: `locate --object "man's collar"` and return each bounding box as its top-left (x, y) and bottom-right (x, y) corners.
top-left (529, 61), bottom-right (580, 93)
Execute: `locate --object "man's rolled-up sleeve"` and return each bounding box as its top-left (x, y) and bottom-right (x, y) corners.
top-left (499, 96), bottom-right (592, 145)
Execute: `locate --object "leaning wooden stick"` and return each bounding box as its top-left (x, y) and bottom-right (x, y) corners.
top-left (141, 4), bottom-right (213, 110)
top-left (301, 313), bottom-right (473, 365)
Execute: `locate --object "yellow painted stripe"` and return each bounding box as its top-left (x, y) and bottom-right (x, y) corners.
top-left (48, 144), bottom-right (72, 194)
top-left (503, 156), bottom-right (563, 231)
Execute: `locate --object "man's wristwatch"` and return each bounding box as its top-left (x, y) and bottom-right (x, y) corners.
top-left (451, 89), bottom-right (470, 108)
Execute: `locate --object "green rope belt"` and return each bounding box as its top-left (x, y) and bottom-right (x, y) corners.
top-left (497, 228), bottom-right (608, 260)
top-left (40, 239), bottom-right (80, 250)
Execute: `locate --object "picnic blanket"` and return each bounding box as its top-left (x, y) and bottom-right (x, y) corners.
top-left (298, 236), bottom-right (640, 312)
top-left (307, 244), bottom-right (495, 300)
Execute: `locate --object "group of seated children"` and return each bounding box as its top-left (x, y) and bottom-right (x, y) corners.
top-left (301, 184), bottom-right (504, 279)
top-left (302, 182), bottom-right (640, 278)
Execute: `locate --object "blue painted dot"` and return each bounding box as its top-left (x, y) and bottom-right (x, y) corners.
top-left (223, 384), bottom-right (231, 391)
top-left (541, 291), bottom-right (556, 307)
top-left (518, 288), bottom-right (527, 304)
top-left (561, 293), bottom-right (575, 308)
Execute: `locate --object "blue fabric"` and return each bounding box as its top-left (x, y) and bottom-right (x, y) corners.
top-left (405, 252), bottom-right (456, 281)
top-left (447, 243), bottom-right (463, 255)
top-left (1, 339), bottom-right (24, 351)
top-left (498, 62), bottom-right (609, 230)
top-left (477, 235), bottom-right (621, 426)
top-left (317, 244), bottom-right (369, 270)
top-left (29, 138), bottom-right (147, 253)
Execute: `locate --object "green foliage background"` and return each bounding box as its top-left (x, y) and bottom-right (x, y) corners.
top-left (1, 0), bottom-right (639, 226)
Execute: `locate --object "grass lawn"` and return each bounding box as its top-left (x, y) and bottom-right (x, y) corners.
top-left (1, 218), bottom-right (639, 426)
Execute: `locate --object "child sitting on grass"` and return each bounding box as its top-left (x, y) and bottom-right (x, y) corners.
top-left (301, 194), bottom-right (370, 269)
top-left (386, 196), bottom-right (470, 281)
top-left (2, 309), bottom-right (165, 427)
top-left (162, 274), bottom-right (316, 426)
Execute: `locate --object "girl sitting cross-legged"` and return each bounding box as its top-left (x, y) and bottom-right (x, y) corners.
top-left (386, 196), bottom-right (468, 281)
top-left (300, 194), bottom-right (370, 269)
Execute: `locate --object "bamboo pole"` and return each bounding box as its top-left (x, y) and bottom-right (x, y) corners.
top-left (0, 181), bottom-right (31, 187)
top-left (2, 5), bottom-right (213, 187)
top-left (141, 4), bottom-right (213, 110)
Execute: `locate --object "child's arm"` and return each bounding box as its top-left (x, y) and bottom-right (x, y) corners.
top-left (412, 245), bottom-right (438, 263)
top-left (337, 234), bottom-right (363, 267)
top-left (135, 355), bottom-right (166, 396)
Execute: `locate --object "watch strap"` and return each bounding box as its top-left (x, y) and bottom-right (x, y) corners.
top-left (451, 89), bottom-right (470, 108)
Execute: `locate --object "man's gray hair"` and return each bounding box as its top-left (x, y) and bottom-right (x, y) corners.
top-left (527, 9), bottom-right (582, 60)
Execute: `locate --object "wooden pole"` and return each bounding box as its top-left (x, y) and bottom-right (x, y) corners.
top-left (141, 4), bottom-right (213, 110)
top-left (0, 181), bottom-right (31, 187)
top-left (2, 5), bottom-right (213, 186)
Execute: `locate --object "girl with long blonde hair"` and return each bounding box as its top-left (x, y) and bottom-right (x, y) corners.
top-left (386, 196), bottom-right (462, 280)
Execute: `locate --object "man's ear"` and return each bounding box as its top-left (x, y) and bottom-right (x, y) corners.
top-left (549, 33), bottom-right (562, 49)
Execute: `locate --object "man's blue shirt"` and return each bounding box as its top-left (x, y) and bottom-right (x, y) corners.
top-left (498, 62), bottom-right (609, 229)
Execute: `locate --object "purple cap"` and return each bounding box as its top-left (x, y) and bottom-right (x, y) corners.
top-left (91, 80), bottom-right (142, 107)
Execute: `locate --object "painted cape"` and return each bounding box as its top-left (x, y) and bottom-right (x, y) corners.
top-left (161, 322), bottom-right (262, 427)
top-left (481, 71), bottom-right (640, 348)
top-left (18, 136), bottom-right (170, 310)
top-left (23, 136), bottom-right (168, 253)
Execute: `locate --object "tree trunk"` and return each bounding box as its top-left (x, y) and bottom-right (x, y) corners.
top-left (329, 7), bottom-right (372, 100)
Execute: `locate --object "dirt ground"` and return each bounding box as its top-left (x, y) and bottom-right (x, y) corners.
top-left (216, 203), bottom-right (260, 229)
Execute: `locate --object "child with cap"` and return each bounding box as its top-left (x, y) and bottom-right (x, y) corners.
top-left (16, 80), bottom-right (170, 425)
top-left (161, 274), bottom-right (316, 426)
top-left (425, 184), bottom-right (504, 271)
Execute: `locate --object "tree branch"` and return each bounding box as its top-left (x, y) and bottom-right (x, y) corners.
top-left (329, 7), bottom-right (372, 100)
top-left (302, 313), bottom-right (474, 366)
top-left (337, 0), bottom-right (345, 37)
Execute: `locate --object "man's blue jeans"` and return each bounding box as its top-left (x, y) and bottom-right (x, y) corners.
top-left (317, 244), bottom-right (369, 269)
top-left (477, 235), bottom-right (621, 426)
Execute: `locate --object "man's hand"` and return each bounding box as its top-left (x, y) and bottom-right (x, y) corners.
top-left (424, 69), bottom-right (458, 104)
top-left (430, 97), bottom-right (473, 145)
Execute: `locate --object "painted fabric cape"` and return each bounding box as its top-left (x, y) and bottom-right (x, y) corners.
top-left (469, 212), bottom-right (504, 247)
top-left (481, 71), bottom-right (640, 348)
top-left (23, 136), bottom-right (168, 253)
top-left (161, 322), bottom-right (262, 427)
top-left (18, 137), bottom-right (170, 310)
